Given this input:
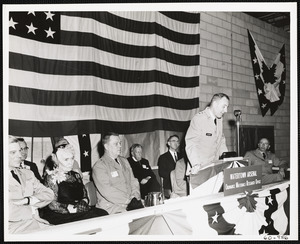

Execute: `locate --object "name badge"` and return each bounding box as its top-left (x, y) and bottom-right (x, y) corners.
top-left (268, 160), bottom-right (273, 164)
top-left (111, 171), bottom-right (118, 177)
top-left (142, 164), bottom-right (148, 169)
top-left (206, 133), bottom-right (212, 136)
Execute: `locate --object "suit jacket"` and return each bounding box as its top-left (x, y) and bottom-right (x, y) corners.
top-left (92, 154), bottom-right (140, 214)
top-left (158, 151), bottom-right (182, 190)
top-left (127, 157), bottom-right (156, 182)
top-left (127, 157), bottom-right (160, 198)
top-left (9, 168), bottom-right (54, 223)
top-left (23, 160), bottom-right (43, 182)
top-left (172, 158), bottom-right (188, 197)
top-left (244, 149), bottom-right (288, 175)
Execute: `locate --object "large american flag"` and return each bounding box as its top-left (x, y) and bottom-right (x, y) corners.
top-left (9, 11), bottom-right (200, 137)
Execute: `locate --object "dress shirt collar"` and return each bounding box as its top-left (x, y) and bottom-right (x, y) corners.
top-left (207, 107), bottom-right (217, 121)
top-left (107, 154), bottom-right (119, 163)
top-left (258, 149), bottom-right (267, 155)
top-left (132, 156), bottom-right (141, 163)
top-left (169, 149), bottom-right (177, 161)
top-left (260, 151), bottom-right (267, 157)
top-left (20, 161), bottom-right (25, 168)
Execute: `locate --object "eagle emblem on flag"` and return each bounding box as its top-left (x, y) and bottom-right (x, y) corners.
top-left (247, 30), bottom-right (286, 116)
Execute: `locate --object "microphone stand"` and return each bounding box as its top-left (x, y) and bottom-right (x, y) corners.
top-left (234, 110), bottom-right (242, 156)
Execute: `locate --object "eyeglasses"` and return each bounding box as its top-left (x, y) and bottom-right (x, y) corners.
top-left (169, 140), bottom-right (179, 143)
top-left (56, 144), bottom-right (67, 149)
top-left (20, 147), bottom-right (29, 152)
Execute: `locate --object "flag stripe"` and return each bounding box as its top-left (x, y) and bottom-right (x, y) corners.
top-left (9, 119), bottom-right (190, 137)
top-left (9, 52), bottom-right (198, 87)
top-left (113, 11), bottom-right (200, 29)
top-left (10, 69), bottom-right (198, 99)
top-left (9, 11), bottom-right (200, 137)
top-left (9, 102), bottom-right (197, 122)
top-left (159, 11), bottom-right (200, 24)
top-left (61, 12), bottom-right (200, 45)
top-left (60, 30), bottom-right (199, 65)
top-left (10, 35), bottom-right (198, 75)
top-left (9, 86), bottom-right (198, 110)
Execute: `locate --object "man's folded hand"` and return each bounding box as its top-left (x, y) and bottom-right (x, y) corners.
top-left (126, 197), bottom-right (144, 211)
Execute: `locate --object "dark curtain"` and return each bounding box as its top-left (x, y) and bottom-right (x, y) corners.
top-left (240, 125), bottom-right (274, 156)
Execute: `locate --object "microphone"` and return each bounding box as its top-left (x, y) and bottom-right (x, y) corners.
top-left (234, 110), bottom-right (242, 117)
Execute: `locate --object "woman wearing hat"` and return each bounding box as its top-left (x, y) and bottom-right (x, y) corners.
top-left (42, 137), bottom-right (83, 179)
top-left (40, 143), bottom-right (108, 224)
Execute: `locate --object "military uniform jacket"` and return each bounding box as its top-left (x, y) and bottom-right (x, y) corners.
top-left (244, 149), bottom-right (288, 176)
top-left (9, 168), bottom-right (54, 222)
top-left (92, 154), bottom-right (140, 215)
top-left (185, 107), bottom-right (228, 169)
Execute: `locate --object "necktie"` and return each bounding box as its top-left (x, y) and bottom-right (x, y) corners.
top-left (214, 118), bottom-right (217, 125)
top-left (262, 153), bottom-right (266, 159)
top-left (11, 170), bottom-right (21, 184)
top-left (174, 152), bottom-right (178, 162)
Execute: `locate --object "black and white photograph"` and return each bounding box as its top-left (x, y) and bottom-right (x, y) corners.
top-left (2, 1), bottom-right (298, 241)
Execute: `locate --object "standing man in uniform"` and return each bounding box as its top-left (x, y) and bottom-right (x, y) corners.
top-left (185, 93), bottom-right (229, 172)
top-left (158, 135), bottom-right (182, 199)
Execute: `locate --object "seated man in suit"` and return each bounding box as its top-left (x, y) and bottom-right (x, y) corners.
top-left (244, 137), bottom-right (289, 185)
top-left (8, 136), bottom-right (54, 234)
top-left (158, 135), bottom-right (182, 199)
top-left (17, 137), bottom-right (42, 182)
top-left (127, 144), bottom-right (161, 199)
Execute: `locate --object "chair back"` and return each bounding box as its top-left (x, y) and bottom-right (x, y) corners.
top-left (85, 181), bottom-right (97, 206)
top-left (160, 177), bottom-right (164, 192)
top-left (170, 170), bottom-right (176, 191)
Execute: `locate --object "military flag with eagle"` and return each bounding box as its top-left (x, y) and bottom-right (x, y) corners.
top-left (247, 30), bottom-right (286, 116)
